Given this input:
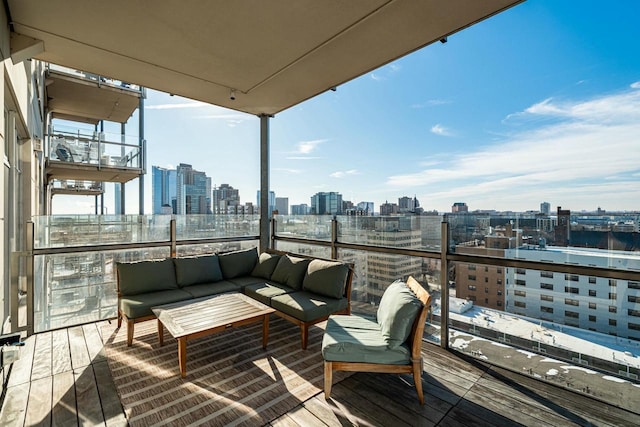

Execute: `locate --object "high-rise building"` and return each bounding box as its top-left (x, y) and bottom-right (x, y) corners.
top-left (212, 184), bottom-right (240, 214)
top-left (357, 202), bottom-right (374, 215)
top-left (291, 204), bottom-right (310, 215)
top-left (176, 163), bottom-right (210, 214)
top-left (152, 166), bottom-right (177, 214)
top-left (540, 201), bottom-right (551, 215)
top-left (256, 190), bottom-right (276, 216)
top-left (275, 197), bottom-right (289, 215)
top-left (452, 202), bottom-right (469, 213)
top-left (310, 192), bottom-right (342, 215)
top-left (379, 201), bottom-right (399, 215)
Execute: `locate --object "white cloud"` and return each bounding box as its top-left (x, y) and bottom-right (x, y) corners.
top-left (631, 81), bottom-right (640, 89)
top-left (388, 64), bottom-right (401, 73)
top-left (388, 85), bottom-right (640, 210)
top-left (274, 168), bottom-right (302, 174)
top-left (286, 156), bottom-right (322, 160)
top-left (370, 73), bottom-right (383, 81)
top-left (431, 124), bottom-right (454, 136)
top-left (146, 101), bottom-right (208, 110)
top-left (330, 169), bottom-right (360, 178)
top-left (296, 139), bottom-right (326, 154)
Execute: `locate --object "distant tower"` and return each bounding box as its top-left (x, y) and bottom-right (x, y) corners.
top-left (452, 202), bottom-right (468, 213)
top-left (554, 206), bottom-right (571, 246)
top-left (540, 202), bottom-right (551, 215)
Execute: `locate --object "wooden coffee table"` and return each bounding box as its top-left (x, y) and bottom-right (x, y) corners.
top-left (151, 293), bottom-right (275, 377)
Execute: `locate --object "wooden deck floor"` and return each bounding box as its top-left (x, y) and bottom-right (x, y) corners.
top-left (2, 320), bottom-right (640, 427)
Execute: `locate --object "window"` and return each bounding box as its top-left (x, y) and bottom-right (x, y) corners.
top-left (497, 279), bottom-right (503, 285)
top-left (468, 295), bottom-right (477, 301)
top-left (609, 293), bottom-right (617, 300)
top-left (540, 271), bottom-right (554, 278)
top-left (609, 319), bottom-right (617, 326)
top-left (515, 279), bottom-right (526, 286)
top-left (468, 285), bottom-right (477, 291)
top-left (564, 298), bottom-right (579, 306)
top-left (484, 277), bottom-right (489, 283)
top-left (540, 295), bottom-right (553, 302)
top-left (516, 268), bottom-right (526, 275)
top-left (588, 290), bottom-right (597, 297)
top-left (629, 323), bottom-right (640, 331)
top-left (564, 286), bottom-right (579, 294)
top-left (497, 290), bottom-right (503, 296)
top-left (628, 309), bottom-right (640, 317)
top-left (628, 295), bottom-right (640, 303)
top-left (629, 281), bottom-right (640, 290)
top-left (541, 306), bottom-right (553, 313)
top-left (497, 268), bottom-right (503, 274)
top-left (485, 287), bottom-right (489, 293)
top-left (514, 301), bottom-right (526, 308)
top-left (484, 298), bottom-right (489, 304)
top-left (589, 315), bottom-right (596, 322)
top-left (468, 275), bottom-right (476, 281)
top-left (565, 310), bottom-right (579, 319)
top-left (484, 266), bottom-right (489, 272)
top-left (514, 290), bottom-right (526, 297)
top-left (540, 283), bottom-right (554, 290)
top-left (609, 279), bottom-right (617, 287)
top-left (468, 264), bottom-right (476, 271)
top-left (565, 274), bottom-right (579, 282)
top-left (497, 301), bottom-right (503, 307)
top-left (589, 302), bottom-right (596, 309)
top-left (588, 277), bottom-right (597, 284)
top-left (609, 306), bottom-right (617, 313)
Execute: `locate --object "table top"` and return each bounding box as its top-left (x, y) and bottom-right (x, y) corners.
top-left (151, 293), bottom-right (275, 339)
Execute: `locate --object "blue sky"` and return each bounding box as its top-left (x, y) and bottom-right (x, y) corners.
top-left (53, 1), bottom-right (640, 215)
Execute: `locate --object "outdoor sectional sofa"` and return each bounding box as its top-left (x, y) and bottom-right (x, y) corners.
top-left (116, 247), bottom-right (354, 349)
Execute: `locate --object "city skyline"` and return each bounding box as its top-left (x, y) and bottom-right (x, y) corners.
top-left (51, 1), bottom-right (640, 215)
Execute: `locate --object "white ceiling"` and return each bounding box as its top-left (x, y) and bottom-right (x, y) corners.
top-left (8, 0), bottom-right (523, 116)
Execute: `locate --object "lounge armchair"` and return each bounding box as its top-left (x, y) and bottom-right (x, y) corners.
top-left (322, 276), bottom-right (432, 404)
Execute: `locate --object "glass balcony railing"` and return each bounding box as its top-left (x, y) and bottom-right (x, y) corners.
top-left (17, 212), bottom-right (640, 412)
top-left (47, 125), bottom-right (142, 169)
top-left (47, 63), bottom-right (142, 92)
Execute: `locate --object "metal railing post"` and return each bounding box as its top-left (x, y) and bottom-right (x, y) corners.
top-left (331, 216), bottom-right (338, 259)
top-left (170, 218), bottom-right (177, 257)
top-left (270, 217), bottom-right (277, 250)
top-left (440, 219), bottom-right (450, 349)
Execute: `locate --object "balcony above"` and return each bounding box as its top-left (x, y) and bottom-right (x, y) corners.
top-left (45, 67), bottom-right (141, 124)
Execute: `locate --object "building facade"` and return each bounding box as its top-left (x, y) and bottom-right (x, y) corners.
top-left (212, 183), bottom-right (240, 214)
top-left (152, 166), bottom-right (177, 214)
top-left (310, 192), bottom-right (342, 215)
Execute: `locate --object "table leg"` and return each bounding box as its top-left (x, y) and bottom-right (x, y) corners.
top-left (262, 314), bottom-right (270, 349)
top-left (178, 337), bottom-right (187, 377)
top-left (157, 319), bottom-right (164, 346)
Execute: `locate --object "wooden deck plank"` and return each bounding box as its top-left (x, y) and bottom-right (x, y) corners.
top-left (24, 376), bottom-right (53, 427)
top-left (31, 331), bottom-right (52, 381)
top-left (0, 382), bottom-right (29, 426)
top-left (82, 323), bottom-right (107, 363)
top-left (6, 332), bottom-right (35, 387)
top-left (92, 361), bottom-right (127, 427)
top-left (52, 328), bottom-right (72, 374)
top-left (299, 396), bottom-right (351, 427)
top-left (68, 326), bottom-right (91, 369)
top-left (281, 405), bottom-right (328, 427)
top-left (52, 370), bottom-right (78, 427)
top-left (74, 365), bottom-right (105, 426)
top-left (440, 397), bottom-right (526, 427)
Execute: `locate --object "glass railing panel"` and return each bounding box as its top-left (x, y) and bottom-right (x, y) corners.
top-left (48, 130), bottom-right (142, 169)
top-left (33, 247), bottom-right (170, 332)
top-left (273, 241), bottom-right (331, 259)
top-left (337, 214), bottom-right (443, 250)
top-left (273, 215), bottom-right (333, 242)
top-left (47, 64), bottom-right (142, 92)
top-left (34, 215), bottom-right (171, 249)
top-left (176, 240), bottom-right (259, 257)
top-left (174, 214), bottom-right (260, 240)
top-left (51, 179), bottom-right (103, 192)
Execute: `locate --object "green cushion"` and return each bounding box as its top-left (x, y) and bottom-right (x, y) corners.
top-left (119, 289), bottom-right (192, 319)
top-left (322, 315), bottom-right (411, 364)
top-left (244, 281), bottom-right (295, 305)
top-left (181, 280), bottom-right (240, 298)
top-left (251, 253), bottom-right (281, 279)
top-left (117, 259), bottom-right (178, 296)
top-left (228, 275), bottom-right (265, 289)
top-left (218, 247), bottom-right (258, 279)
top-left (270, 255), bottom-right (310, 290)
top-left (302, 259), bottom-right (349, 299)
top-left (173, 255), bottom-right (223, 287)
top-left (376, 280), bottom-right (423, 349)
top-left (270, 291), bottom-right (348, 322)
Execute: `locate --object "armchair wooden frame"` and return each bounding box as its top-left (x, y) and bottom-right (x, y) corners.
top-left (323, 276), bottom-right (432, 405)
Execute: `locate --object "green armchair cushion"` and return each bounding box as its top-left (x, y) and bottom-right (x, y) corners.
top-left (322, 315), bottom-right (411, 364)
top-left (218, 247), bottom-right (258, 279)
top-left (251, 252), bottom-right (281, 279)
top-left (173, 255), bottom-right (223, 287)
top-left (117, 259), bottom-right (178, 296)
top-left (302, 259), bottom-right (349, 299)
top-left (376, 280), bottom-right (423, 349)
top-left (270, 291), bottom-right (348, 322)
top-left (270, 254), bottom-right (310, 290)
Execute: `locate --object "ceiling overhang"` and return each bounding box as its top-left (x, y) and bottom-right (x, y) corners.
top-left (8, 0), bottom-right (524, 116)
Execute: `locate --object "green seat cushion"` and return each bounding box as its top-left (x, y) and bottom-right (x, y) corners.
top-left (244, 281), bottom-right (295, 305)
top-left (377, 280), bottom-right (423, 349)
top-left (119, 289), bottom-right (192, 319)
top-left (218, 247), bottom-right (258, 279)
top-left (228, 275), bottom-right (265, 289)
top-left (270, 291), bottom-right (347, 322)
top-left (322, 315), bottom-right (411, 364)
top-left (173, 255), bottom-right (223, 287)
top-left (181, 280), bottom-right (240, 298)
top-left (117, 259), bottom-right (178, 296)
top-left (251, 252), bottom-right (281, 279)
top-left (302, 259), bottom-right (349, 299)
top-left (270, 255), bottom-right (310, 290)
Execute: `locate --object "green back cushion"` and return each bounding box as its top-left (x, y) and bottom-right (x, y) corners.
top-left (173, 255), bottom-right (223, 287)
top-left (117, 259), bottom-right (178, 296)
top-left (376, 280), bottom-right (423, 349)
top-left (270, 255), bottom-right (310, 290)
top-left (251, 252), bottom-right (281, 279)
top-left (218, 247), bottom-right (258, 279)
top-left (302, 259), bottom-right (349, 299)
